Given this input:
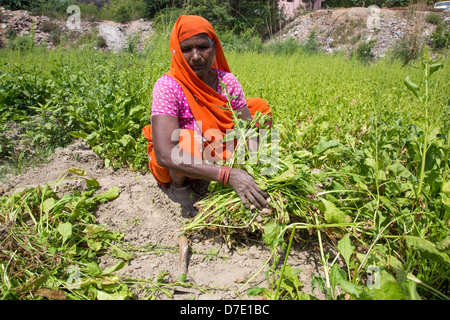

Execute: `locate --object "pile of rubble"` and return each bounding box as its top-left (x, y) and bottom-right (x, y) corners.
top-left (0, 6), bottom-right (153, 51)
top-left (278, 6), bottom-right (448, 57)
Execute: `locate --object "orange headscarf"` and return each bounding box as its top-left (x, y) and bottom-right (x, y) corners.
top-left (142, 15), bottom-right (272, 187)
top-left (165, 15), bottom-right (234, 136)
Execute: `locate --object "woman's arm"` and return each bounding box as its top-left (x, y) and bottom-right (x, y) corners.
top-left (152, 114), bottom-right (268, 209)
top-left (152, 114), bottom-right (219, 181)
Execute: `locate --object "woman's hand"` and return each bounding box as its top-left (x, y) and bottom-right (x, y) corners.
top-left (228, 168), bottom-right (269, 210)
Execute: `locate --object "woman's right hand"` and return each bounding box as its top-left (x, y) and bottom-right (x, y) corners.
top-left (227, 168), bottom-right (269, 210)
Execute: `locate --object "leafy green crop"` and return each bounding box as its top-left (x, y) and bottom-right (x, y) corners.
top-left (0, 168), bottom-right (135, 300)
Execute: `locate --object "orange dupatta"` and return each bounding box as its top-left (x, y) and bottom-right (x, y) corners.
top-left (142, 15), bottom-right (272, 187)
top-left (165, 15), bottom-right (234, 138)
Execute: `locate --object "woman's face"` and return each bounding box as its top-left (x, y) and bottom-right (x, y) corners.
top-left (180, 33), bottom-right (216, 78)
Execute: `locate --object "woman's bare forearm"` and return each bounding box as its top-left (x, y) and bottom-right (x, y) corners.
top-left (157, 144), bottom-right (221, 182)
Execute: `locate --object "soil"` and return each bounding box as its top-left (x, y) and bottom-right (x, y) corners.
top-left (0, 140), bottom-right (329, 300)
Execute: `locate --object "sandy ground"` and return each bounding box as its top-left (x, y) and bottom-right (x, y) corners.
top-left (0, 140), bottom-right (328, 300)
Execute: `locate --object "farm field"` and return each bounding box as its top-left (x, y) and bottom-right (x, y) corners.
top-left (0, 33), bottom-right (449, 301)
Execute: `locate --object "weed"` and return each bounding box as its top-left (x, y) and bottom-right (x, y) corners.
top-left (431, 22), bottom-right (450, 50)
top-left (354, 39), bottom-right (377, 64)
top-left (425, 12), bottom-right (442, 25)
top-left (40, 21), bottom-right (58, 33)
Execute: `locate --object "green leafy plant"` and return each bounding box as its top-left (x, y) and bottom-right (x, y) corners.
top-left (355, 39), bottom-right (376, 64)
top-left (425, 12), bottom-right (442, 25)
top-left (0, 168), bottom-right (131, 300)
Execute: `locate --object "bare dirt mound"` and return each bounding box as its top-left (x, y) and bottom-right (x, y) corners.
top-left (279, 6), bottom-right (444, 57)
top-left (0, 7), bottom-right (153, 51)
top-left (0, 140), bottom-right (327, 300)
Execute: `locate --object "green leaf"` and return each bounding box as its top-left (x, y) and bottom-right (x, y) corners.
top-left (405, 236), bottom-right (450, 267)
top-left (319, 198), bottom-right (350, 224)
top-left (247, 286), bottom-right (266, 297)
top-left (442, 180), bottom-right (450, 195)
top-left (97, 290), bottom-right (124, 300)
top-left (119, 134), bottom-right (134, 147)
top-left (83, 224), bottom-right (106, 235)
top-left (57, 222), bottom-right (72, 245)
top-left (103, 261), bottom-right (126, 275)
top-left (359, 270), bottom-right (404, 300)
top-left (429, 62), bottom-right (443, 78)
top-left (111, 247), bottom-right (132, 261)
top-left (176, 273), bottom-right (187, 283)
top-left (276, 265), bottom-right (302, 298)
top-left (338, 278), bottom-right (363, 298)
top-left (337, 234), bottom-right (355, 269)
top-left (87, 239), bottom-right (102, 251)
top-left (68, 131), bottom-right (88, 139)
top-left (93, 186), bottom-right (120, 203)
top-left (85, 178), bottom-right (100, 190)
top-left (330, 263), bottom-right (342, 294)
top-left (402, 280), bottom-right (421, 300)
top-left (386, 162), bottom-right (412, 178)
top-left (314, 139), bottom-right (340, 155)
top-left (436, 236), bottom-right (450, 252)
top-left (262, 222), bottom-right (285, 250)
top-left (364, 158), bottom-right (377, 171)
top-left (70, 196), bottom-right (87, 221)
top-left (129, 105), bottom-right (145, 118)
top-left (404, 76), bottom-right (419, 98)
top-left (83, 261), bottom-right (103, 276)
top-left (68, 167), bottom-right (87, 176)
top-left (42, 198), bottom-right (55, 215)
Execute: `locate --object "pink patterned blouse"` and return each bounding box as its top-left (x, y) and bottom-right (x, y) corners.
top-left (151, 68), bottom-right (246, 133)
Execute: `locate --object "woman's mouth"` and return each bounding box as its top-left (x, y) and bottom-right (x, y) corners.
top-left (192, 64), bottom-right (205, 71)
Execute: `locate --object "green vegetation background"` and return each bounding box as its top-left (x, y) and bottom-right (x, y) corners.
top-left (0, 0), bottom-right (449, 301)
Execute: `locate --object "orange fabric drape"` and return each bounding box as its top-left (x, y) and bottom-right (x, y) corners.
top-left (142, 15), bottom-right (273, 187)
top-left (142, 126), bottom-right (201, 188)
top-left (166, 15), bottom-right (234, 136)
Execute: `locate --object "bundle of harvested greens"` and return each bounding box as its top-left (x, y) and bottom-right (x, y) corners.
top-left (182, 89), bottom-right (316, 243)
top-left (182, 152), bottom-right (316, 243)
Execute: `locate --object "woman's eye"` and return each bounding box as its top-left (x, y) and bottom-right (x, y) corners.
top-left (181, 45), bottom-right (210, 52)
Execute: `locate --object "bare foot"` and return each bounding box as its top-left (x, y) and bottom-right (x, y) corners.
top-left (160, 184), bottom-right (200, 217)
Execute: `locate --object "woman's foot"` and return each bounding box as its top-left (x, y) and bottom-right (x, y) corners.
top-left (189, 179), bottom-right (210, 197)
top-left (162, 183), bottom-right (200, 217)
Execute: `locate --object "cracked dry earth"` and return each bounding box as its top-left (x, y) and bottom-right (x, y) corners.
top-left (1, 140), bottom-right (327, 300)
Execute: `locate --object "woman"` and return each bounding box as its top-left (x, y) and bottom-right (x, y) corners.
top-left (143, 15), bottom-right (272, 216)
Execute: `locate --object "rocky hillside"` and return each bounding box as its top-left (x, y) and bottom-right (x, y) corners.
top-left (0, 6), bottom-right (449, 56)
top-left (278, 6), bottom-right (449, 57)
top-left (0, 7), bottom-right (153, 52)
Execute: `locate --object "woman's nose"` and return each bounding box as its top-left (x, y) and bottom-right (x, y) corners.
top-left (192, 49), bottom-right (201, 60)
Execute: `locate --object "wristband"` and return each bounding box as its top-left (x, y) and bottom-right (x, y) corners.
top-left (223, 166), bottom-right (231, 185)
top-left (217, 165), bottom-right (226, 184)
